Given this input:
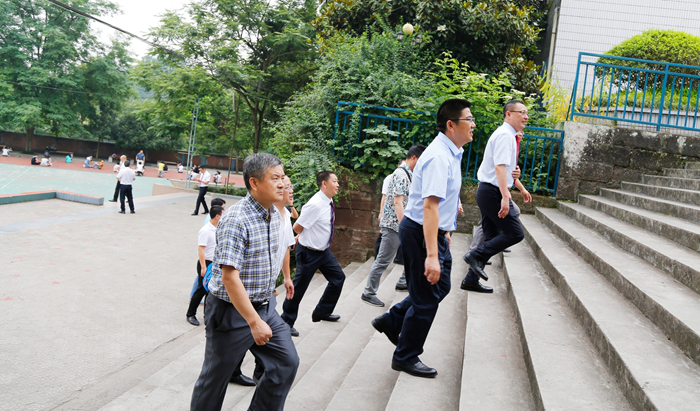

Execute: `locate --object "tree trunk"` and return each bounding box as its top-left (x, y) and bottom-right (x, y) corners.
top-left (25, 127), bottom-right (35, 153)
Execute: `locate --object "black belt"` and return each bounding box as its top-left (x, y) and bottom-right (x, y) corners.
top-left (251, 300), bottom-right (269, 310)
top-left (438, 229), bottom-right (448, 236)
top-left (300, 244), bottom-right (326, 252)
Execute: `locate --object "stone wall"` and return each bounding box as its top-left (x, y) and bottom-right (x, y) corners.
top-left (557, 122), bottom-right (700, 200)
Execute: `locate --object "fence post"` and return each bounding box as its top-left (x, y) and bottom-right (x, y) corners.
top-left (569, 52), bottom-right (583, 121)
top-left (658, 63), bottom-right (670, 131)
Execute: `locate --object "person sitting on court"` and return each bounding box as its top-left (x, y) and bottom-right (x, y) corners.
top-left (31, 156), bottom-right (40, 165)
top-left (40, 156), bottom-right (53, 167)
top-left (65, 154), bottom-right (73, 164)
top-left (83, 156), bottom-right (98, 169)
top-left (1, 147), bottom-right (9, 157)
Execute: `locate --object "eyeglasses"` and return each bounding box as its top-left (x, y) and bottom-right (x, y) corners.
top-left (450, 117), bottom-right (476, 123)
top-left (283, 185), bottom-right (294, 191)
top-left (508, 110), bottom-right (529, 116)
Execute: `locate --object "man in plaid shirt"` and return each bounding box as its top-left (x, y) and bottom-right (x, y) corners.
top-left (190, 153), bottom-right (299, 411)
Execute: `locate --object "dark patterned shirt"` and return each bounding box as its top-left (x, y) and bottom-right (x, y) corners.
top-left (380, 163), bottom-right (412, 232)
top-left (208, 193), bottom-right (280, 303)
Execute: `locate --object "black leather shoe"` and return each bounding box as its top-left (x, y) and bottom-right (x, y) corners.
top-left (391, 360), bottom-right (437, 378)
top-left (503, 248), bottom-right (512, 253)
top-left (108, 199), bottom-right (117, 202)
top-left (371, 316), bottom-right (399, 346)
top-left (191, 213), bottom-right (198, 216)
top-left (460, 280), bottom-right (493, 293)
top-left (187, 316), bottom-right (200, 326)
top-left (202, 211), bottom-right (209, 215)
top-left (312, 313), bottom-right (340, 322)
top-left (289, 326), bottom-right (299, 337)
top-left (395, 284), bottom-right (408, 291)
top-left (118, 210), bottom-right (125, 214)
top-left (485, 261), bottom-right (492, 265)
top-left (130, 211), bottom-right (135, 214)
top-left (463, 252), bottom-right (488, 281)
top-left (230, 373), bottom-right (256, 386)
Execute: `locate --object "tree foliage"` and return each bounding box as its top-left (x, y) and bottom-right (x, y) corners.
top-left (314, 0), bottom-right (547, 93)
top-left (0, 0), bottom-right (132, 151)
top-left (148, 0), bottom-right (318, 153)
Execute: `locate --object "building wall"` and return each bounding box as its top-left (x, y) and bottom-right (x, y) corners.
top-left (551, 0), bottom-right (700, 90)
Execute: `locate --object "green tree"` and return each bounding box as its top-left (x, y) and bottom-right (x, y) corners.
top-left (0, 0), bottom-right (132, 151)
top-left (315, 0), bottom-right (547, 93)
top-left (148, 0), bottom-right (318, 152)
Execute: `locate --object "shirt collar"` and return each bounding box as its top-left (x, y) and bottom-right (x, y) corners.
top-left (502, 122), bottom-right (518, 137)
top-left (245, 193), bottom-right (276, 220)
top-left (399, 162), bottom-right (412, 175)
top-left (317, 190), bottom-right (332, 204)
top-left (437, 132), bottom-right (464, 157)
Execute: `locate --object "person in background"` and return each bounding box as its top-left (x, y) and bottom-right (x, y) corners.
top-left (65, 154), bottom-right (73, 164)
top-left (31, 156), bottom-right (40, 165)
top-left (116, 160), bottom-right (136, 214)
top-left (109, 155), bottom-right (127, 202)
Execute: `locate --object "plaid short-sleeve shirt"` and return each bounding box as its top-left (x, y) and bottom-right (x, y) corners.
top-left (207, 193), bottom-right (280, 303)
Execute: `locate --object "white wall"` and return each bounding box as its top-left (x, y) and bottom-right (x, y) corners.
top-left (551, 0), bottom-right (700, 91)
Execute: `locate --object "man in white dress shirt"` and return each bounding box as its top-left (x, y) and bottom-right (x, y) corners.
top-left (281, 171), bottom-right (345, 337)
top-left (192, 165), bottom-right (212, 216)
top-left (463, 100), bottom-right (531, 289)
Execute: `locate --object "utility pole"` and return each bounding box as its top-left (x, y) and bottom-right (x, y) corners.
top-left (185, 99), bottom-right (200, 190)
top-left (226, 90), bottom-right (240, 195)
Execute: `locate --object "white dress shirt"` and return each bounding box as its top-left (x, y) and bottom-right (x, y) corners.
top-left (197, 221), bottom-right (217, 261)
top-left (117, 167), bottom-right (136, 185)
top-left (477, 122), bottom-right (517, 189)
top-left (296, 190), bottom-right (333, 250)
top-left (274, 208), bottom-right (296, 274)
top-left (198, 171), bottom-right (211, 187)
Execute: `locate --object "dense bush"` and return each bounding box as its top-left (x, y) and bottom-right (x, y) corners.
top-left (598, 30), bottom-right (700, 90)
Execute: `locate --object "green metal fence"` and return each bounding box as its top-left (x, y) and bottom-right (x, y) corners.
top-left (334, 101), bottom-right (565, 195)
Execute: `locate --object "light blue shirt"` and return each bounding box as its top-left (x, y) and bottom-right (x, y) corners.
top-left (404, 132), bottom-right (464, 232)
top-left (477, 122), bottom-right (517, 188)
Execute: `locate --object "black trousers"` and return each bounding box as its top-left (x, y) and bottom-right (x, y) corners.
top-left (187, 260), bottom-right (211, 317)
top-left (119, 184), bottom-right (134, 212)
top-left (112, 181), bottom-right (121, 201)
top-left (469, 183), bottom-right (524, 269)
top-left (281, 244), bottom-right (345, 327)
top-left (190, 296), bottom-right (299, 411)
top-left (194, 186), bottom-right (209, 214)
top-left (380, 217), bottom-right (452, 365)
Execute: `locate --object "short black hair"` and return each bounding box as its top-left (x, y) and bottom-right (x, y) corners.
top-left (124, 160), bottom-right (130, 167)
top-left (209, 206), bottom-right (224, 219)
top-left (316, 170), bottom-right (336, 188)
top-left (436, 99), bottom-right (472, 132)
top-left (211, 198), bottom-right (226, 208)
top-left (503, 100), bottom-right (525, 117)
top-left (406, 144), bottom-right (426, 160)
top-left (243, 153), bottom-right (282, 190)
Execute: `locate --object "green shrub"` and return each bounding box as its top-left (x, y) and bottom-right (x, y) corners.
top-left (598, 30), bottom-right (700, 89)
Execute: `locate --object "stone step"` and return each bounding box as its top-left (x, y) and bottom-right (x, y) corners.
top-left (95, 261), bottom-right (366, 411)
top-left (599, 188), bottom-right (700, 224)
top-left (686, 162), bottom-right (700, 170)
top-left (559, 201), bottom-right (700, 294)
top-left (316, 264), bottom-right (406, 411)
top-left (537, 207), bottom-right (700, 365)
top-left (501, 238), bottom-right (632, 411)
top-left (578, 194), bottom-right (700, 253)
top-left (460, 250), bottom-right (536, 411)
top-left (621, 181), bottom-right (700, 205)
top-left (282, 261), bottom-right (401, 411)
top-left (521, 214), bottom-right (700, 410)
top-left (643, 174), bottom-right (700, 191)
top-left (385, 233), bottom-right (469, 411)
top-left (663, 168), bottom-right (700, 179)
top-left (227, 258), bottom-right (378, 410)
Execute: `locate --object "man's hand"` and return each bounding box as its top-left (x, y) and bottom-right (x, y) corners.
top-left (424, 255), bottom-right (441, 285)
top-left (445, 232), bottom-right (452, 248)
top-left (512, 165), bottom-right (521, 180)
top-left (200, 265), bottom-right (207, 277)
top-left (249, 318), bottom-right (273, 346)
top-left (498, 196), bottom-right (511, 218)
top-left (457, 203), bottom-right (464, 216)
top-left (520, 188), bottom-right (532, 203)
top-left (284, 277), bottom-right (295, 300)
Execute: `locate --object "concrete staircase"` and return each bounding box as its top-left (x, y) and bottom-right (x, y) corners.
top-left (90, 234), bottom-right (539, 411)
top-left (504, 161), bottom-right (700, 410)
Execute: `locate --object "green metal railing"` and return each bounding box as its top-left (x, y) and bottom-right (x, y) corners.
top-left (334, 101), bottom-right (565, 195)
top-left (570, 52), bottom-right (700, 131)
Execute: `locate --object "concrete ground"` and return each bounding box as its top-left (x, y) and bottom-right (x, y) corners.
top-left (0, 159), bottom-right (230, 410)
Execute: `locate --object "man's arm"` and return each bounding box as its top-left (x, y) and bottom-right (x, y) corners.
top-left (293, 222), bottom-right (304, 234)
top-left (393, 195), bottom-right (405, 224)
top-left (198, 245), bottom-right (207, 276)
top-left (495, 164), bottom-right (511, 218)
top-left (423, 196), bottom-right (441, 285)
top-left (378, 194), bottom-right (386, 222)
top-left (513, 179), bottom-right (532, 203)
top-left (221, 265), bottom-right (272, 345)
top-left (282, 249), bottom-right (294, 299)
